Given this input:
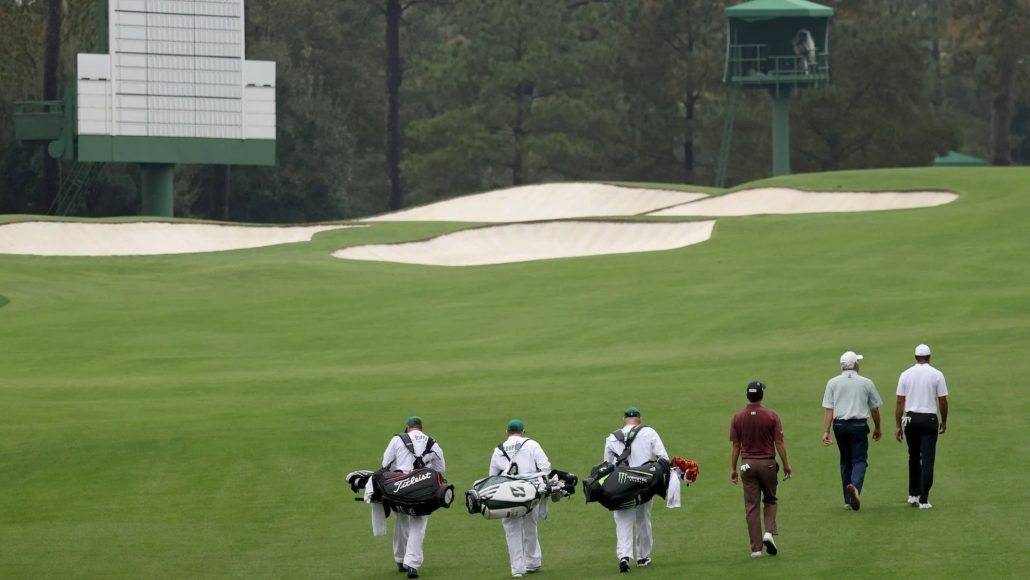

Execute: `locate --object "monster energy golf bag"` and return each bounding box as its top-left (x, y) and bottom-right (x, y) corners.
top-left (583, 460), bottom-right (670, 511)
top-left (466, 470), bottom-right (578, 520)
top-left (583, 425), bottom-right (671, 511)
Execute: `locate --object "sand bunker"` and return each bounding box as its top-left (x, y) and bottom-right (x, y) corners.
top-left (0, 221), bottom-right (355, 256)
top-left (363, 183), bottom-right (708, 223)
top-left (333, 220), bottom-right (716, 266)
top-left (648, 188), bottom-right (957, 217)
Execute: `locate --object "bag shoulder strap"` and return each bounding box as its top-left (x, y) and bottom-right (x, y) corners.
top-left (398, 433), bottom-right (436, 469)
top-left (613, 425), bottom-right (645, 466)
top-left (498, 438), bottom-right (531, 475)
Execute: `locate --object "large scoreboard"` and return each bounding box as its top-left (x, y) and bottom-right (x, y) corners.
top-left (76, 0), bottom-right (275, 165)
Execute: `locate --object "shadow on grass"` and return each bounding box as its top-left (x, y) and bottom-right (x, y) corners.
top-left (0, 294), bottom-right (8, 309)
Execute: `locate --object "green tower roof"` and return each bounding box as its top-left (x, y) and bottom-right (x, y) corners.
top-left (726, 0), bottom-right (834, 18)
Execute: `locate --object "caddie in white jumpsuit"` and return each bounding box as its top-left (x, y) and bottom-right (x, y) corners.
top-left (489, 419), bottom-right (552, 578)
top-left (603, 406), bottom-right (669, 573)
top-left (382, 416), bottom-right (446, 579)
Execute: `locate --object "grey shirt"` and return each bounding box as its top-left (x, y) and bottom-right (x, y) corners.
top-left (822, 370), bottom-right (883, 420)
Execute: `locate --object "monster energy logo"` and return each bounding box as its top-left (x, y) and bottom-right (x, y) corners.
top-left (617, 471), bottom-right (650, 485)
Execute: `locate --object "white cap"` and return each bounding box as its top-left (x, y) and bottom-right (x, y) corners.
top-left (840, 351), bottom-right (863, 369)
top-left (915, 344), bottom-right (932, 356)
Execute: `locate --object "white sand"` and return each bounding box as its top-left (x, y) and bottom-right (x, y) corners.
top-left (363, 183), bottom-right (708, 222)
top-left (333, 220), bottom-right (716, 266)
top-left (0, 221), bottom-right (355, 256)
top-left (647, 188), bottom-right (957, 217)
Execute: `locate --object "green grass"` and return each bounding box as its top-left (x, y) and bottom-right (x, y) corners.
top-left (1, 167), bottom-right (1028, 579)
top-left (606, 180), bottom-right (727, 195)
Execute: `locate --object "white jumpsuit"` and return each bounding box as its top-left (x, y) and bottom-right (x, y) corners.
top-left (382, 430), bottom-right (446, 571)
top-left (603, 425), bottom-right (669, 562)
top-left (489, 436), bottom-right (552, 576)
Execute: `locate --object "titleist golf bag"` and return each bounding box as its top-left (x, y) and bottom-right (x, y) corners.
top-left (350, 432), bottom-right (455, 517)
top-left (373, 467), bottom-right (455, 516)
top-left (465, 470), bottom-right (578, 520)
top-left (583, 425), bottom-right (671, 511)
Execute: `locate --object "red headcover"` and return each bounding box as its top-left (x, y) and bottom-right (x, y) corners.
top-left (672, 457), bottom-right (699, 483)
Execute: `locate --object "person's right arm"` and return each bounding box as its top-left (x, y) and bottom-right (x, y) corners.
top-left (432, 443), bottom-right (446, 474)
top-left (775, 440), bottom-right (792, 478)
top-left (938, 396), bottom-right (948, 434)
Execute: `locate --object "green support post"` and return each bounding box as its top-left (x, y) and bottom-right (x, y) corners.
top-left (97, 0), bottom-right (109, 52)
top-left (140, 163), bottom-right (174, 216)
top-left (770, 89), bottom-right (791, 177)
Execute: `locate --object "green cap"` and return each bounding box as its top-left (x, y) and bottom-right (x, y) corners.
top-left (406, 416), bottom-right (423, 427)
top-left (507, 419), bottom-right (525, 432)
top-left (624, 406), bottom-right (641, 418)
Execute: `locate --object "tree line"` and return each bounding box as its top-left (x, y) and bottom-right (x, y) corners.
top-left (0, 0), bottom-right (1027, 222)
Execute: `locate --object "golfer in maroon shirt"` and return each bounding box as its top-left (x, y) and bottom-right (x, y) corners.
top-left (730, 381), bottom-right (793, 558)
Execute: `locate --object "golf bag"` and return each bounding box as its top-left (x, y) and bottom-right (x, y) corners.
top-left (466, 469), bottom-right (578, 520)
top-left (583, 459), bottom-right (671, 511)
top-left (373, 467), bottom-right (455, 516)
top-left (353, 432), bottom-right (454, 517)
top-left (583, 425), bottom-right (671, 511)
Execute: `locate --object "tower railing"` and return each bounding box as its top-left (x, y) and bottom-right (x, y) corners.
top-left (726, 44), bottom-right (830, 90)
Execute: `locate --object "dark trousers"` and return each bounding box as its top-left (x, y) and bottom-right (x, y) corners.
top-left (741, 458), bottom-right (778, 552)
top-left (833, 420), bottom-right (869, 503)
top-left (904, 413), bottom-right (939, 503)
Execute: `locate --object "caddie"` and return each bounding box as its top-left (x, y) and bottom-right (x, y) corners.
top-left (381, 416), bottom-right (446, 579)
top-left (489, 419), bottom-right (552, 578)
top-left (603, 407), bottom-right (669, 573)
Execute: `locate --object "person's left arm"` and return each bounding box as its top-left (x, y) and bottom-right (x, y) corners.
top-left (895, 396), bottom-right (906, 442)
top-left (729, 445), bottom-right (737, 486)
top-left (382, 436), bottom-right (399, 470)
top-left (822, 382), bottom-right (835, 445)
top-left (822, 408), bottom-right (834, 445)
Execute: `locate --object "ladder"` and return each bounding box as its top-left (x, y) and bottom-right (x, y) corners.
top-left (714, 86), bottom-right (739, 189)
top-left (49, 162), bottom-right (101, 216)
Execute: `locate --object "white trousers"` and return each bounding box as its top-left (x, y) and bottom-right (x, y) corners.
top-left (393, 513), bottom-right (428, 570)
top-left (613, 500), bottom-right (653, 561)
top-left (502, 509), bottom-right (542, 575)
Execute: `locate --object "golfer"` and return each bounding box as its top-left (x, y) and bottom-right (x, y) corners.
top-left (822, 351), bottom-right (883, 511)
top-left (381, 416), bottom-right (446, 579)
top-left (895, 344), bottom-right (949, 509)
top-left (603, 407), bottom-right (669, 573)
top-left (489, 419), bottom-right (551, 578)
top-left (730, 381), bottom-right (792, 558)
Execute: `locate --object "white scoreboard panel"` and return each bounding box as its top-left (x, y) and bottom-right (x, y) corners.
top-left (77, 0), bottom-right (275, 141)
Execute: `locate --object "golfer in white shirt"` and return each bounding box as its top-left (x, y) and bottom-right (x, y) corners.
top-left (895, 344), bottom-right (949, 509)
